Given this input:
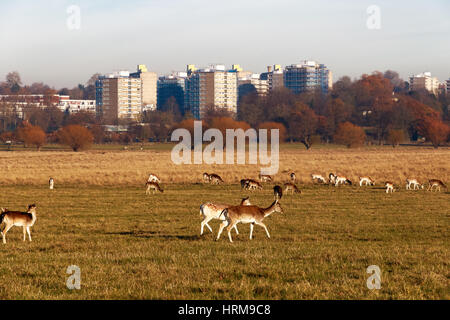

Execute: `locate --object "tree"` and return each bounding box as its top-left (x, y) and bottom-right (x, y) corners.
top-left (57, 125), bottom-right (94, 151)
top-left (258, 121), bottom-right (287, 142)
top-left (417, 117), bottom-right (450, 148)
top-left (286, 103), bottom-right (318, 149)
top-left (209, 117), bottom-right (251, 137)
top-left (333, 122), bottom-right (366, 148)
top-left (387, 129), bottom-right (406, 147)
top-left (6, 72), bottom-right (22, 92)
top-left (16, 123), bottom-right (46, 150)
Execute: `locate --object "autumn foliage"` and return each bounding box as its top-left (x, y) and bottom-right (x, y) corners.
top-left (417, 118), bottom-right (450, 149)
top-left (333, 122), bottom-right (366, 148)
top-left (57, 125), bottom-right (94, 151)
top-left (16, 123), bottom-right (46, 150)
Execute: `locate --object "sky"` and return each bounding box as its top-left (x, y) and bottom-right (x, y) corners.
top-left (0, 0), bottom-right (449, 88)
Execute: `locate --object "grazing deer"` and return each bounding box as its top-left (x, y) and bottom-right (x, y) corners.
top-left (1, 204), bottom-right (37, 244)
top-left (203, 173), bottom-right (211, 183)
top-left (311, 174), bottom-right (326, 184)
top-left (290, 172), bottom-right (296, 183)
top-left (329, 173), bottom-right (336, 184)
top-left (405, 179), bottom-right (423, 190)
top-left (335, 175), bottom-right (352, 186)
top-left (385, 182), bottom-right (395, 193)
top-left (199, 197), bottom-right (251, 235)
top-left (245, 179), bottom-right (263, 191)
top-left (359, 176), bottom-right (375, 186)
top-left (209, 173), bottom-right (224, 185)
top-left (259, 173), bottom-right (273, 183)
top-left (49, 177), bottom-right (54, 190)
top-left (147, 173), bottom-right (161, 183)
top-left (284, 183), bottom-right (301, 194)
top-left (216, 200), bottom-right (284, 243)
top-left (240, 179), bottom-right (251, 189)
top-left (145, 181), bottom-right (164, 194)
top-left (273, 185), bottom-right (283, 200)
top-left (427, 179), bottom-right (447, 192)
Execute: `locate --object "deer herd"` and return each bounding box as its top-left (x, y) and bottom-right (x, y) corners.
top-left (0, 169), bottom-right (447, 244)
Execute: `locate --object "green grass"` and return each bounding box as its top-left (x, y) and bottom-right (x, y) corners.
top-left (0, 184), bottom-right (448, 299)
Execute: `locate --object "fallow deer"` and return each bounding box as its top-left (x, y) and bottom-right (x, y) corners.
top-left (209, 174), bottom-right (224, 185)
top-left (427, 179), bottom-right (447, 192)
top-left (290, 172), bottom-right (296, 183)
top-left (385, 182), bottom-right (395, 193)
top-left (199, 197), bottom-right (251, 235)
top-left (1, 204), bottom-right (37, 244)
top-left (216, 200), bottom-right (284, 243)
top-left (405, 179), bottom-right (423, 190)
top-left (259, 173), bottom-right (273, 183)
top-left (245, 179), bottom-right (263, 191)
top-left (49, 177), bottom-right (54, 190)
top-left (147, 173), bottom-right (161, 183)
top-left (273, 185), bottom-right (283, 201)
top-left (335, 175), bottom-right (352, 186)
top-left (240, 179), bottom-right (251, 189)
top-left (145, 181), bottom-right (164, 194)
top-left (329, 173), bottom-right (336, 184)
top-left (203, 172), bottom-right (211, 183)
top-left (359, 176), bottom-right (375, 186)
top-left (311, 174), bottom-right (326, 184)
top-left (284, 183), bottom-right (301, 194)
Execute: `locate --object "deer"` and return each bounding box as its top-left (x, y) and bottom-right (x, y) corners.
top-left (284, 183), bottom-right (301, 195)
top-left (427, 179), bottom-right (447, 192)
top-left (405, 179), bottom-right (423, 190)
top-left (49, 177), bottom-right (54, 190)
top-left (203, 173), bottom-right (211, 183)
top-left (385, 182), bottom-right (395, 193)
top-left (273, 185), bottom-right (283, 201)
top-left (1, 204), bottom-right (37, 244)
top-left (290, 172), bottom-right (296, 183)
top-left (329, 173), bottom-right (336, 185)
top-left (335, 175), bottom-right (352, 186)
top-left (311, 174), bottom-right (326, 184)
top-left (245, 179), bottom-right (263, 191)
top-left (359, 176), bottom-right (375, 186)
top-left (240, 179), bottom-right (251, 189)
top-left (145, 181), bottom-right (164, 194)
top-left (216, 200), bottom-right (284, 243)
top-left (259, 173), bottom-right (273, 183)
top-left (147, 173), bottom-right (161, 183)
top-left (199, 197), bottom-right (251, 235)
top-left (209, 173), bottom-right (224, 185)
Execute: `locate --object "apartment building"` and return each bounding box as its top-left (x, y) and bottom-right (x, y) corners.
top-left (185, 65), bottom-right (237, 119)
top-left (409, 72), bottom-right (440, 95)
top-left (157, 72), bottom-right (187, 112)
top-left (260, 65), bottom-right (284, 91)
top-left (237, 73), bottom-right (269, 101)
top-left (96, 65), bottom-right (157, 124)
top-left (284, 60), bottom-right (332, 94)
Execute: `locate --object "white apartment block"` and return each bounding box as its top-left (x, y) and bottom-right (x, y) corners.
top-left (409, 72), bottom-right (440, 95)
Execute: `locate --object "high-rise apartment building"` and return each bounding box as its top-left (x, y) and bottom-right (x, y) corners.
top-left (284, 60), bottom-right (332, 94)
top-left (237, 73), bottom-right (269, 101)
top-left (185, 65), bottom-right (237, 119)
top-left (96, 65), bottom-right (157, 124)
top-left (157, 72), bottom-right (187, 113)
top-left (409, 72), bottom-right (440, 95)
top-left (260, 65), bottom-right (284, 91)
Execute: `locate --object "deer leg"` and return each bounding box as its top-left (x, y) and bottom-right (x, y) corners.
top-left (200, 218), bottom-right (211, 235)
top-left (216, 221), bottom-right (228, 241)
top-left (249, 223), bottom-right (254, 240)
top-left (2, 223), bottom-right (13, 244)
top-left (226, 222), bottom-right (236, 243)
top-left (233, 224), bottom-right (239, 235)
top-left (23, 226), bottom-right (26, 241)
top-left (27, 227), bottom-right (32, 242)
top-left (256, 221), bottom-right (270, 238)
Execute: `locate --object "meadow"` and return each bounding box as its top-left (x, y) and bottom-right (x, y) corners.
top-left (0, 144), bottom-right (448, 299)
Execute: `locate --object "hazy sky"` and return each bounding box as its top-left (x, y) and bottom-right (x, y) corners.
top-left (1, 0), bottom-right (449, 88)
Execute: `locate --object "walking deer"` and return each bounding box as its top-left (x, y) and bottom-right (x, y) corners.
top-left (359, 176), bottom-right (375, 186)
top-left (406, 179), bottom-right (423, 190)
top-left (1, 204), bottom-right (37, 244)
top-left (199, 197), bottom-right (251, 235)
top-left (427, 179), bottom-right (447, 192)
top-left (259, 173), bottom-right (273, 183)
top-left (49, 177), bottom-right (54, 190)
top-left (146, 181), bottom-right (164, 194)
top-left (209, 173), bottom-right (224, 184)
top-left (147, 173), bottom-right (161, 183)
top-left (311, 174), bottom-right (326, 184)
top-left (216, 200), bottom-right (284, 243)
top-left (284, 183), bottom-right (301, 194)
top-left (385, 182), bottom-right (395, 193)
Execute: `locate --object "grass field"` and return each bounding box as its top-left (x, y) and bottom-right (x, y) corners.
top-left (0, 145), bottom-right (448, 299)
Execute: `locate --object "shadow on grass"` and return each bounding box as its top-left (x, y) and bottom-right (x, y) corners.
top-left (105, 231), bottom-right (200, 241)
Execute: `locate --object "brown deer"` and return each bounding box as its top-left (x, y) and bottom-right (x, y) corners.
top-left (203, 172), bottom-right (211, 183)
top-left (284, 183), bottom-right (301, 195)
top-left (359, 176), bottom-right (375, 186)
top-left (209, 173), bottom-right (224, 185)
top-left (427, 179), bottom-right (447, 192)
top-left (245, 179), bottom-right (263, 191)
top-left (385, 181), bottom-right (395, 193)
top-left (258, 173), bottom-right (273, 183)
top-left (216, 200), bottom-right (284, 242)
top-left (199, 197), bottom-right (251, 235)
top-left (146, 181), bottom-right (164, 194)
top-left (1, 204), bottom-right (37, 244)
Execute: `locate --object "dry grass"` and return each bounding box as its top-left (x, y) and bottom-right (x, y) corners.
top-left (0, 144), bottom-right (448, 186)
top-left (0, 145), bottom-right (448, 299)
